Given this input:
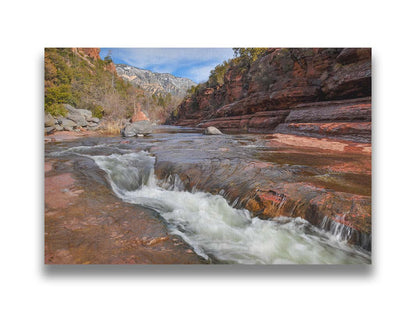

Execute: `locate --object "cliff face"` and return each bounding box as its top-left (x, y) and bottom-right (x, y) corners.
top-left (167, 48), bottom-right (371, 143)
top-left (76, 48), bottom-right (101, 60)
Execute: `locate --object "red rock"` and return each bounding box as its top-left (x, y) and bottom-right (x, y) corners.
top-left (284, 98), bottom-right (371, 123)
top-left (105, 62), bottom-right (117, 74)
top-left (45, 162), bottom-right (53, 173)
top-left (131, 103), bottom-right (149, 122)
top-left (77, 48), bottom-right (100, 60)
top-left (154, 139), bottom-right (371, 250)
top-left (44, 159), bottom-right (204, 264)
top-left (267, 133), bottom-right (371, 154)
top-left (167, 48), bottom-right (371, 143)
top-left (45, 130), bottom-right (99, 141)
top-left (336, 48), bottom-right (371, 65)
top-left (276, 122), bottom-right (371, 142)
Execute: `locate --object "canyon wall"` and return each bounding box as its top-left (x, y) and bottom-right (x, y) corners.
top-left (167, 48), bottom-right (371, 143)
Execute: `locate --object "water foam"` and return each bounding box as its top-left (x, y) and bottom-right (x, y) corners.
top-left (91, 152), bottom-right (370, 264)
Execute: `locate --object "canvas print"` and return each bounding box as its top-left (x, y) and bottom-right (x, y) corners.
top-left (44, 48), bottom-right (371, 264)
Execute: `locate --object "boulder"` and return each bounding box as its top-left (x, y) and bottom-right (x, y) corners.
top-left (87, 117), bottom-right (100, 123)
top-left (63, 104), bottom-right (90, 127)
top-left (64, 104), bottom-right (92, 117)
top-left (64, 104), bottom-right (77, 113)
top-left (63, 104), bottom-right (78, 114)
top-left (60, 118), bottom-right (77, 131)
top-left (56, 117), bottom-right (65, 125)
top-left (45, 113), bottom-right (56, 127)
top-left (121, 120), bottom-right (153, 137)
top-left (204, 126), bottom-right (223, 135)
top-left (45, 126), bottom-right (55, 134)
top-left (87, 121), bottom-right (98, 127)
top-left (66, 112), bottom-right (87, 127)
top-left (77, 109), bottom-right (93, 119)
top-left (45, 106), bottom-right (99, 132)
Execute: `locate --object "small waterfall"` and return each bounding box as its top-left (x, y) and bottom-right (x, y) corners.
top-left (90, 151), bottom-right (371, 264)
top-left (320, 216), bottom-right (372, 251)
top-left (92, 152), bottom-right (157, 193)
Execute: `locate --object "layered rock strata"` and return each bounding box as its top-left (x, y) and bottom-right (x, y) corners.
top-left (151, 134), bottom-right (371, 250)
top-left (167, 48), bottom-right (371, 143)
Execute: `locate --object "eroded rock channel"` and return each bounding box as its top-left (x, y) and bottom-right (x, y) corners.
top-left (45, 126), bottom-right (371, 264)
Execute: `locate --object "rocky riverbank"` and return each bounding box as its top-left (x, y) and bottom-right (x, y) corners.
top-left (45, 128), bottom-right (371, 263)
top-left (44, 157), bottom-right (205, 264)
top-left (44, 104), bottom-right (100, 134)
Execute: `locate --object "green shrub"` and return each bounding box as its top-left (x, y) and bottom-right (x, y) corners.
top-left (45, 84), bottom-right (74, 106)
top-left (45, 103), bottom-right (67, 117)
top-left (187, 85), bottom-right (199, 95)
top-left (92, 105), bottom-right (104, 118)
top-left (172, 108), bottom-right (179, 117)
top-left (208, 60), bottom-right (230, 87)
top-left (232, 48), bottom-right (268, 64)
top-left (45, 48), bottom-right (142, 121)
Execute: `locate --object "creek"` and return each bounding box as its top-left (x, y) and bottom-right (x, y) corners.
top-left (45, 126), bottom-right (371, 264)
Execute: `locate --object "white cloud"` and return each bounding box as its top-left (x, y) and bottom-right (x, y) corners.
top-left (184, 62), bottom-right (220, 83)
top-left (117, 48), bottom-right (232, 67)
top-left (102, 48), bottom-right (234, 82)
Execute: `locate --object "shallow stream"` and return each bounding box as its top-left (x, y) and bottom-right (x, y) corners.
top-left (45, 126), bottom-right (371, 264)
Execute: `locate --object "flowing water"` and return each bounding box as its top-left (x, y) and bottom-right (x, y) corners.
top-left (45, 126), bottom-right (371, 264)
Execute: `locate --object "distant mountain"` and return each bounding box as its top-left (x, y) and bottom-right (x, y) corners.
top-left (115, 64), bottom-right (196, 97)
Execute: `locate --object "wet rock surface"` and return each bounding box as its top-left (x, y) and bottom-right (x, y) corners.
top-left (121, 120), bottom-right (153, 137)
top-left (44, 150), bottom-right (205, 264)
top-left (148, 129), bottom-right (371, 250)
top-left (46, 126), bottom-right (371, 253)
top-left (204, 126), bottom-right (223, 135)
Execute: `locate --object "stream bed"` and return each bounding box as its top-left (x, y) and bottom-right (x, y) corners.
top-left (45, 126), bottom-right (371, 264)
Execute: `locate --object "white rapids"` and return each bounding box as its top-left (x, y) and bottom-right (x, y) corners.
top-left (90, 151), bottom-right (370, 264)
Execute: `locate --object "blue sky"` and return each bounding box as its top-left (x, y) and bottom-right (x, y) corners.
top-left (99, 48), bottom-right (234, 83)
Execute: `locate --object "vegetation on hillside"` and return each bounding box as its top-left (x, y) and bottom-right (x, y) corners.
top-left (167, 48), bottom-right (270, 122)
top-left (185, 48), bottom-right (269, 96)
top-left (139, 92), bottom-right (183, 122)
top-left (44, 48), bottom-right (140, 119)
top-left (45, 48), bottom-right (185, 125)
top-left (207, 61), bottom-right (231, 87)
top-left (232, 48), bottom-right (268, 65)
top-left (182, 48), bottom-right (269, 98)
top-left (45, 48), bottom-right (270, 125)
